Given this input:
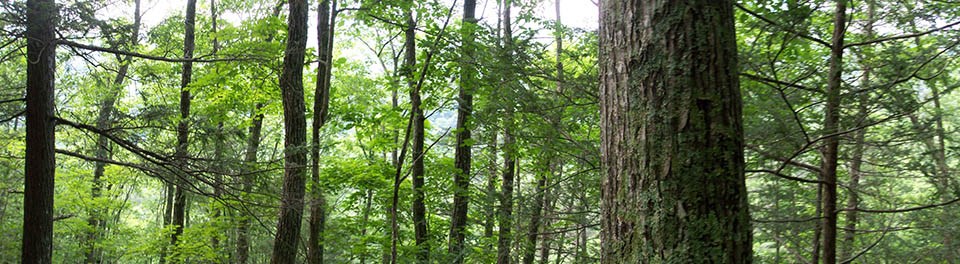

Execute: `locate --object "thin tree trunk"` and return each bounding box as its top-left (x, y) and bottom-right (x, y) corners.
top-left (523, 169), bottom-right (546, 264)
top-left (22, 0), bottom-right (57, 262)
top-left (496, 1), bottom-right (516, 263)
top-left (210, 0), bottom-right (224, 255)
top-left (236, 4), bottom-right (281, 262)
top-left (308, 0), bottom-right (335, 263)
top-left (236, 103), bottom-right (264, 264)
top-left (820, 1), bottom-right (846, 263)
top-left (484, 132), bottom-right (499, 244)
top-left (448, 0), bottom-right (478, 262)
top-left (170, 1), bottom-right (197, 260)
top-left (598, 1), bottom-right (751, 263)
top-left (270, 0), bottom-right (309, 262)
top-left (403, 2), bottom-right (430, 261)
top-left (359, 190), bottom-right (373, 263)
top-left (86, 1), bottom-right (141, 263)
top-left (841, 1), bottom-right (873, 260)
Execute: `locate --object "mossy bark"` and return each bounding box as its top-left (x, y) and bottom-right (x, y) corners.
top-left (598, 1), bottom-right (751, 263)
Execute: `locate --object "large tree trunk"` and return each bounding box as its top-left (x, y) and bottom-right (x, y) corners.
top-left (403, 3), bottom-right (430, 262)
top-left (598, 1), bottom-right (751, 263)
top-left (169, 1), bottom-right (197, 260)
top-left (448, 0), bottom-right (477, 262)
top-left (496, 1), bottom-right (516, 263)
top-left (820, 1), bottom-right (846, 264)
top-left (22, 0), bottom-right (57, 262)
top-left (307, 0), bottom-right (335, 263)
top-left (270, 0), bottom-right (309, 262)
top-left (86, 1), bottom-right (141, 263)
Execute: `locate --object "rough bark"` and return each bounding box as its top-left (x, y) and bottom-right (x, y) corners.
top-left (270, 0), bottom-right (309, 262)
top-left (598, 1), bottom-right (751, 263)
top-left (307, 0), bottom-right (335, 263)
top-left (820, 1), bottom-right (846, 263)
top-left (22, 0), bottom-right (57, 262)
top-left (86, 1), bottom-right (141, 263)
top-left (448, 0), bottom-right (477, 262)
top-left (169, 1), bottom-right (197, 260)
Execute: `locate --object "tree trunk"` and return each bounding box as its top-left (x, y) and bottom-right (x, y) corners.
top-left (820, 1), bottom-right (846, 263)
top-left (841, 1), bottom-right (872, 260)
top-left (270, 0), bottom-right (309, 262)
top-left (210, 0), bottom-right (224, 255)
top-left (236, 103), bottom-right (264, 264)
top-left (403, 3), bottom-right (430, 262)
top-left (598, 1), bottom-right (751, 263)
top-left (522, 170), bottom-right (546, 264)
top-left (448, 0), bottom-right (477, 262)
top-left (484, 132), bottom-right (499, 245)
top-left (169, 1), bottom-right (197, 260)
top-left (496, 1), bottom-right (516, 263)
top-left (86, 1), bottom-right (141, 263)
top-left (22, 0), bottom-right (57, 262)
top-left (308, 0), bottom-right (335, 263)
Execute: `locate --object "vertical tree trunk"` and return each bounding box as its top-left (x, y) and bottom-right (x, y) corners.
top-left (448, 0), bottom-right (477, 262)
top-left (820, 1), bottom-right (846, 263)
top-left (210, 0), bottom-right (225, 255)
top-left (484, 132), bottom-right (499, 245)
top-left (22, 0), bottom-right (57, 262)
top-left (841, 1), bottom-right (872, 260)
top-left (86, 1), bottom-right (141, 263)
top-left (308, 0), bottom-right (335, 263)
top-left (237, 5), bottom-right (281, 263)
top-left (270, 0), bottom-right (309, 262)
top-left (403, 2), bottom-right (430, 261)
top-left (236, 103), bottom-right (264, 264)
top-left (496, 1), bottom-right (516, 263)
top-left (598, 1), bottom-right (751, 263)
top-left (523, 170), bottom-right (546, 264)
top-left (169, 1), bottom-right (197, 260)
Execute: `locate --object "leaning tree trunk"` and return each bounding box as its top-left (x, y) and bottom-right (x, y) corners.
top-left (307, 0), bottom-right (335, 263)
top-left (448, 0), bottom-right (477, 262)
top-left (236, 103), bottom-right (263, 264)
top-left (22, 0), bottom-right (57, 262)
top-left (271, 0), bottom-right (309, 262)
top-left (598, 1), bottom-right (752, 263)
top-left (169, 1), bottom-right (197, 261)
top-left (86, 1), bottom-right (141, 263)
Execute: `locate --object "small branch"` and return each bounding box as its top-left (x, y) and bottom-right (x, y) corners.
top-left (845, 20), bottom-right (960, 48)
top-left (747, 169), bottom-right (823, 184)
top-left (847, 196), bottom-right (960, 213)
top-left (735, 3), bottom-right (831, 48)
top-left (58, 40), bottom-right (271, 63)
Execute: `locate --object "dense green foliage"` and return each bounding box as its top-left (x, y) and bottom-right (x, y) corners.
top-left (3, 0), bottom-right (960, 263)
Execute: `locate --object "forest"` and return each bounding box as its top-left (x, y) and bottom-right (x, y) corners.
top-left (6, 0), bottom-right (960, 263)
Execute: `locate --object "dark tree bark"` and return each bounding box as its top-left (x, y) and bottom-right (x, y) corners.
top-left (270, 0), bottom-right (309, 262)
top-left (307, 0), bottom-right (335, 263)
top-left (820, 1), bottom-right (846, 263)
top-left (22, 0), bottom-right (57, 262)
top-left (598, 1), bottom-right (751, 263)
top-left (169, 1), bottom-right (197, 260)
top-left (86, 1), bottom-right (141, 263)
top-left (448, 0), bottom-right (477, 262)
top-left (496, 1), bottom-right (516, 263)
top-left (403, 3), bottom-right (430, 262)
